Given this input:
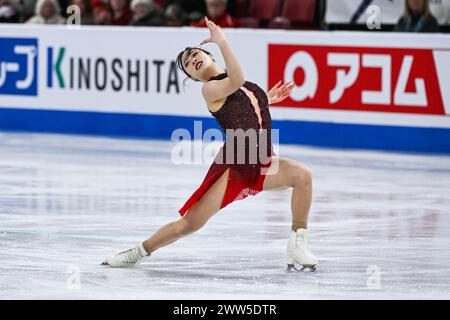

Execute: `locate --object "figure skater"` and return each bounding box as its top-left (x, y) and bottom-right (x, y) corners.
top-left (103, 17), bottom-right (318, 271)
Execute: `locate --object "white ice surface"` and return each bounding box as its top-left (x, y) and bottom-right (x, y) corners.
top-left (0, 132), bottom-right (449, 299)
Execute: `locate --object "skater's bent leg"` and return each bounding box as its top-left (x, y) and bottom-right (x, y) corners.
top-left (143, 169), bottom-right (230, 252)
top-left (262, 157), bottom-right (313, 231)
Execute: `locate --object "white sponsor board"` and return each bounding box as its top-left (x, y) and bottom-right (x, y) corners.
top-left (0, 24), bottom-right (449, 129)
top-left (325, 0), bottom-right (450, 25)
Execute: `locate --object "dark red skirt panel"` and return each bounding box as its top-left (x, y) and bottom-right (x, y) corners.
top-left (178, 158), bottom-right (272, 216)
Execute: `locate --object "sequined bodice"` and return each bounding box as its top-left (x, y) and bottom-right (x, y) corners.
top-left (207, 73), bottom-right (272, 133)
top-left (206, 72), bottom-right (274, 164)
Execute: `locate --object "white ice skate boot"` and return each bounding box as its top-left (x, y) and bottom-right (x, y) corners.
top-left (287, 228), bottom-right (318, 272)
top-left (102, 242), bottom-right (151, 268)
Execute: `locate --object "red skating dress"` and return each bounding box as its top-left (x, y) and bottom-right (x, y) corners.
top-left (178, 72), bottom-right (274, 216)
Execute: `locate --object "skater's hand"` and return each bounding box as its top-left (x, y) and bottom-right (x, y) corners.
top-left (200, 16), bottom-right (227, 46)
top-left (267, 81), bottom-right (294, 105)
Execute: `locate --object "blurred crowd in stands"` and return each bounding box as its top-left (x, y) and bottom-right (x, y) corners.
top-left (0, 0), bottom-right (448, 32)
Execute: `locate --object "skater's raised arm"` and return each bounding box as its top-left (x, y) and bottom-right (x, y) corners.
top-left (200, 17), bottom-right (245, 106)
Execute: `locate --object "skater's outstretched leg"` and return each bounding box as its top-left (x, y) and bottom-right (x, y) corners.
top-left (263, 156), bottom-right (318, 271)
top-left (103, 169), bottom-right (230, 267)
top-left (143, 168), bottom-right (230, 252)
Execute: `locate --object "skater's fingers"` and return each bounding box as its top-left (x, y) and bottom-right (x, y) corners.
top-left (269, 81), bottom-right (282, 91)
top-left (205, 17), bottom-right (217, 30)
top-left (282, 84), bottom-right (293, 94)
top-left (205, 17), bottom-right (213, 30)
top-left (281, 81), bottom-right (293, 90)
top-left (201, 38), bottom-right (211, 45)
top-left (271, 81), bottom-right (282, 90)
top-left (283, 85), bottom-right (293, 94)
top-left (207, 17), bottom-right (217, 27)
top-left (280, 83), bottom-right (293, 95)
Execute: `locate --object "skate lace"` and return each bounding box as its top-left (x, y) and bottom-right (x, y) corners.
top-left (296, 234), bottom-right (307, 247)
top-left (116, 247), bottom-right (141, 264)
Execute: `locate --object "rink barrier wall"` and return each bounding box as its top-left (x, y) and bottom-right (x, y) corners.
top-left (0, 107), bottom-right (449, 154)
top-left (1, 25), bottom-right (450, 153)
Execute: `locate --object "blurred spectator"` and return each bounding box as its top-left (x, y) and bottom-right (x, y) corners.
top-left (21, 0), bottom-right (37, 21)
top-left (59, 0), bottom-right (69, 16)
top-left (110, 0), bottom-right (132, 25)
top-left (162, 0), bottom-right (205, 24)
top-left (191, 0), bottom-right (238, 28)
top-left (91, 0), bottom-right (111, 24)
top-left (164, 0), bottom-right (205, 15)
top-left (0, 0), bottom-right (22, 22)
top-left (268, 16), bottom-right (291, 29)
top-left (69, 0), bottom-right (94, 24)
top-left (394, 0), bottom-right (439, 32)
top-left (26, 0), bottom-right (65, 24)
top-left (164, 3), bottom-right (185, 26)
top-left (130, 0), bottom-right (165, 26)
top-left (22, 0), bottom-right (77, 21)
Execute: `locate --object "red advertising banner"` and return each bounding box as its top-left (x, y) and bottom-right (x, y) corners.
top-left (268, 44), bottom-right (445, 115)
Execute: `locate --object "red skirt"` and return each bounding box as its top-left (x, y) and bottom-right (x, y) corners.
top-left (178, 157), bottom-right (272, 216)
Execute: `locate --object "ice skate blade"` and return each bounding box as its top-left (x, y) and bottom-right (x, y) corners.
top-left (287, 263), bottom-right (317, 272)
top-left (100, 261), bottom-right (138, 268)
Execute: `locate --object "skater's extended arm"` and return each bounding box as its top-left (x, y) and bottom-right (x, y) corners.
top-left (201, 17), bottom-right (245, 106)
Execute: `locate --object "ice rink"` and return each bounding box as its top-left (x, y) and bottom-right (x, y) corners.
top-left (0, 132), bottom-right (449, 299)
